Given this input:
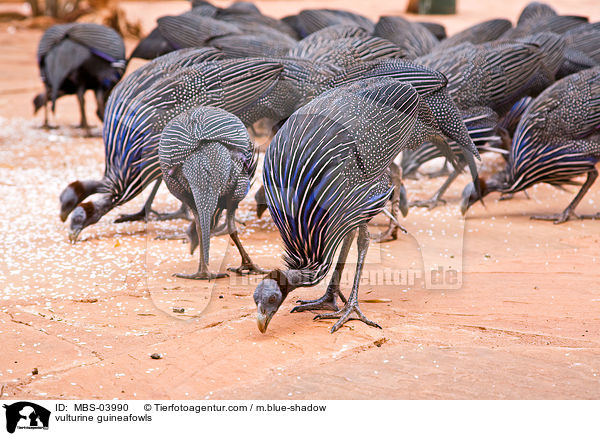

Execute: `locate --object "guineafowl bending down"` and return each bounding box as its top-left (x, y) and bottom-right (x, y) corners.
top-left (159, 106), bottom-right (265, 279)
top-left (461, 66), bottom-right (600, 223)
top-left (35, 23), bottom-right (126, 130)
top-left (254, 79), bottom-right (473, 333)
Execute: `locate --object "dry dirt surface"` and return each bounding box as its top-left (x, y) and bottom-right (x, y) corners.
top-left (1, 0), bottom-right (600, 400)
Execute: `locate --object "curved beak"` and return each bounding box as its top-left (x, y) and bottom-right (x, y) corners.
top-left (68, 228), bottom-right (81, 244)
top-left (256, 305), bottom-right (273, 333)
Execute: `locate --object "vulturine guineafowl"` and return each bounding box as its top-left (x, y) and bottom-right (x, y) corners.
top-left (159, 106), bottom-right (265, 279)
top-left (254, 78), bottom-right (480, 333)
top-left (252, 58), bottom-right (483, 239)
top-left (404, 34), bottom-right (565, 208)
top-left (374, 16), bottom-right (438, 59)
top-left (431, 19), bottom-right (512, 52)
top-left (290, 9), bottom-right (374, 37)
top-left (516, 1), bottom-right (557, 26)
top-left (62, 54), bottom-right (481, 241)
top-left (286, 34), bottom-right (407, 68)
top-left (130, 8), bottom-right (297, 61)
top-left (461, 66), bottom-right (600, 224)
top-left (155, 13), bottom-right (297, 58)
top-left (501, 10), bottom-right (588, 41)
top-left (58, 48), bottom-right (224, 224)
top-left (35, 23), bottom-right (126, 130)
top-left (62, 58), bottom-right (284, 242)
top-left (558, 23), bottom-right (600, 79)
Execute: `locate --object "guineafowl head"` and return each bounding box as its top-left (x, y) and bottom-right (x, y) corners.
top-left (254, 270), bottom-right (302, 333)
top-left (68, 197), bottom-right (113, 243)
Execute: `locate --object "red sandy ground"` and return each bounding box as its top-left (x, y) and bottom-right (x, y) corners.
top-left (0, 0), bottom-right (599, 400)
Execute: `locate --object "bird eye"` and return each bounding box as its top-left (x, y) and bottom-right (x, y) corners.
top-left (268, 295), bottom-right (277, 305)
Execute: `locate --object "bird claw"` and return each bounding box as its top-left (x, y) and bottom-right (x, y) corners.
top-left (152, 208), bottom-right (192, 221)
top-left (114, 209), bottom-right (158, 223)
top-left (173, 271), bottom-right (229, 280)
top-left (410, 198), bottom-right (446, 209)
top-left (291, 294), bottom-right (340, 313)
top-left (530, 210), bottom-right (580, 224)
top-left (227, 263), bottom-right (269, 275)
top-left (313, 299), bottom-right (382, 333)
top-left (372, 226), bottom-right (399, 243)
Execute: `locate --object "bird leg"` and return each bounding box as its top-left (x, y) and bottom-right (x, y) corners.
top-left (374, 203), bottom-right (400, 243)
top-left (374, 163), bottom-right (406, 243)
top-left (226, 208), bottom-right (268, 275)
top-left (410, 167), bottom-right (460, 209)
top-left (151, 202), bottom-right (192, 221)
top-left (114, 179), bottom-right (162, 223)
top-left (314, 224), bottom-right (382, 333)
top-left (42, 97), bottom-right (52, 129)
top-left (175, 206), bottom-right (228, 281)
top-left (531, 169), bottom-right (598, 224)
top-left (76, 87), bottom-right (91, 134)
top-left (291, 230), bottom-right (354, 313)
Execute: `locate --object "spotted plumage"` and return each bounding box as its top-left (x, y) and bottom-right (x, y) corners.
top-left (461, 66), bottom-right (600, 223)
top-left (255, 79), bottom-right (422, 333)
top-left (287, 35), bottom-right (407, 68)
top-left (402, 36), bottom-right (565, 203)
top-left (159, 106), bottom-right (264, 279)
top-left (432, 19), bottom-right (512, 52)
top-left (374, 16), bottom-right (439, 59)
top-left (293, 9), bottom-right (374, 37)
top-left (58, 47), bottom-right (225, 223)
top-left (63, 58), bottom-right (285, 241)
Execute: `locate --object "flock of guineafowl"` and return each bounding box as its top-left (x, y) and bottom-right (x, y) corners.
top-left (35, 1), bottom-right (599, 333)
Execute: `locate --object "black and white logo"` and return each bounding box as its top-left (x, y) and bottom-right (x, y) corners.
top-left (3, 402), bottom-right (50, 433)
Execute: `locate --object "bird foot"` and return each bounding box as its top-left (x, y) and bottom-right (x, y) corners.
top-left (114, 208), bottom-right (159, 223)
top-left (40, 124), bottom-right (58, 130)
top-left (530, 209), bottom-right (581, 224)
top-left (410, 198), bottom-right (446, 209)
top-left (227, 263), bottom-right (270, 275)
top-left (211, 222), bottom-right (229, 236)
top-left (152, 208), bottom-right (192, 221)
top-left (313, 299), bottom-right (382, 333)
top-left (498, 193), bottom-right (515, 201)
top-left (578, 213), bottom-right (600, 220)
top-left (173, 271), bottom-right (229, 280)
top-left (154, 234), bottom-right (188, 241)
top-left (372, 225), bottom-right (399, 243)
top-left (291, 291), bottom-right (341, 313)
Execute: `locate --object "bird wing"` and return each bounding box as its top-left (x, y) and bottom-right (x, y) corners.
top-left (129, 27), bottom-right (174, 60)
top-left (288, 36), bottom-right (406, 67)
top-left (37, 24), bottom-right (75, 62)
top-left (66, 23), bottom-right (125, 62)
top-left (300, 24), bottom-right (371, 43)
top-left (110, 47), bottom-right (225, 107)
top-left (296, 9), bottom-right (371, 35)
top-left (374, 16), bottom-right (438, 59)
top-left (433, 19), bottom-right (512, 51)
top-left (159, 106), bottom-right (251, 169)
top-left (508, 68), bottom-right (600, 190)
top-left (210, 34), bottom-right (294, 58)
top-left (264, 80), bottom-right (420, 277)
top-left (517, 1), bottom-right (557, 26)
top-left (44, 39), bottom-right (90, 106)
top-left (157, 14), bottom-right (239, 48)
